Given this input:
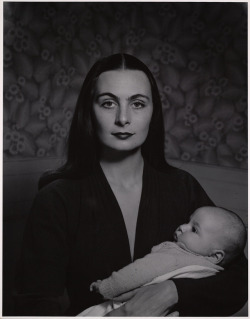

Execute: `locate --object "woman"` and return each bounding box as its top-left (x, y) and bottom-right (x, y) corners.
top-left (15, 54), bottom-right (247, 316)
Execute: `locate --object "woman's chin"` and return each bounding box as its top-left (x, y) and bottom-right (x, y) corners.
top-left (100, 143), bottom-right (142, 156)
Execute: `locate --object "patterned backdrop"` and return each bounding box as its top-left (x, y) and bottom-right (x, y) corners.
top-left (3, 2), bottom-right (247, 168)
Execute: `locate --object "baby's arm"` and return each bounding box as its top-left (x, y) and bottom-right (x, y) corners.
top-left (92, 246), bottom-right (175, 299)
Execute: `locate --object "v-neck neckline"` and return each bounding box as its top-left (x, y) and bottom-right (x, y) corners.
top-left (96, 161), bottom-right (148, 262)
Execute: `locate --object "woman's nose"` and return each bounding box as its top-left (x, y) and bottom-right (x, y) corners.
top-left (115, 105), bottom-right (130, 126)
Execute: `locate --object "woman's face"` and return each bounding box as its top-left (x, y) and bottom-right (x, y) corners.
top-left (93, 69), bottom-right (153, 153)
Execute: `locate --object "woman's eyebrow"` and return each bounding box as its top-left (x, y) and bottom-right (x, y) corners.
top-left (129, 94), bottom-right (150, 101)
top-left (95, 93), bottom-right (150, 101)
top-left (96, 92), bottom-right (117, 100)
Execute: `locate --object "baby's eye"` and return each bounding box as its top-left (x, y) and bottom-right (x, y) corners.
top-left (101, 101), bottom-right (116, 109)
top-left (192, 226), bottom-right (197, 233)
top-left (132, 101), bottom-right (145, 109)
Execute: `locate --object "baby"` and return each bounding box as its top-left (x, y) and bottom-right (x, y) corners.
top-left (90, 206), bottom-right (247, 300)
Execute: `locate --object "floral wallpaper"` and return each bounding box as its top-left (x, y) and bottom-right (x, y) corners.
top-left (3, 2), bottom-right (247, 168)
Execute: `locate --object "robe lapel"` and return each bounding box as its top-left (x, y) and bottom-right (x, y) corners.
top-left (95, 162), bottom-right (161, 267)
top-left (95, 164), bottom-right (132, 270)
top-left (133, 162), bottom-right (161, 260)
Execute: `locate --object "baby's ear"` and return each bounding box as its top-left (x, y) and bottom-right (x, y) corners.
top-left (207, 250), bottom-right (225, 264)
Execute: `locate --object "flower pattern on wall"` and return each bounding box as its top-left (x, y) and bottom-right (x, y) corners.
top-left (3, 2), bottom-right (247, 168)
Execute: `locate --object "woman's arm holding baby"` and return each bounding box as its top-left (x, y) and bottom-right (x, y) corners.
top-left (105, 253), bottom-right (247, 316)
top-left (105, 280), bottom-right (178, 316)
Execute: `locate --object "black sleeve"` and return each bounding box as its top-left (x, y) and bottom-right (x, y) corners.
top-left (173, 253), bottom-right (248, 316)
top-left (14, 181), bottom-right (72, 316)
top-left (172, 171), bottom-right (248, 316)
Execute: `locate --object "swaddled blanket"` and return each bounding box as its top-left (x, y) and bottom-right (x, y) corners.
top-left (77, 241), bottom-right (223, 317)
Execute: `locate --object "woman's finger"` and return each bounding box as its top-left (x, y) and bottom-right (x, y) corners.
top-left (167, 311), bottom-right (179, 316)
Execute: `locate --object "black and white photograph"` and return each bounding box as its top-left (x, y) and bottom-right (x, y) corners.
top-left (2, 2), bottom-right (248, 317)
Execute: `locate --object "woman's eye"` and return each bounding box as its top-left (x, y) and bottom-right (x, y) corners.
top-left (101, 101), bottom-right (116, 109)
top-left (132, 101), bottom-right (145, 109)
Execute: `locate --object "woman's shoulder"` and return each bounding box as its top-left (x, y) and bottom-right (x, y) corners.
top-left (39, 178), bottom-right (83, 194)
top-left (37, 172), bottom-right (99, 203)
top-left (37, 177), bottom-right (94, 209)
top-left (147, 162), bottom-right (209, 200)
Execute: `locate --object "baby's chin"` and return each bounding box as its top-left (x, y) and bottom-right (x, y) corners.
top-left (175, 241), bottom-right (193, 252)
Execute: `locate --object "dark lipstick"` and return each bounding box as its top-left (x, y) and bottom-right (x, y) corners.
top-left (112, 132), bottom-right (134, 140)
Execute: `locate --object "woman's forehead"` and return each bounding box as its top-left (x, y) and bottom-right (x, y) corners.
top-left (95, 69), bottom-right (152, 96)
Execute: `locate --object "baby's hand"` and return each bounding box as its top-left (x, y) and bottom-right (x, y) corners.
top-left (90, 280), bottom-right (102, 293)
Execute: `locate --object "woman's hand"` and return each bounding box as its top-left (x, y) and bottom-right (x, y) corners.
top-left (105, 280), bottom-right (178, 316)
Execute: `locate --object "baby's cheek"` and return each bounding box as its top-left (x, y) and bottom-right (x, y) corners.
top-left (179, 235), bottom-right (193, 248)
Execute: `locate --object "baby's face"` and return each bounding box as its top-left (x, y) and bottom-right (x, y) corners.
top-left (174, 207), bottom-right (225, 256)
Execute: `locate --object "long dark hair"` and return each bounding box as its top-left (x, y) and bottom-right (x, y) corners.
top-left (39, 53), bottom-right (171, 189)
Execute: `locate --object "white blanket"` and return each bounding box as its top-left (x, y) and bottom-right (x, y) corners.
top-left (77, 265), bottom-right (220, 316)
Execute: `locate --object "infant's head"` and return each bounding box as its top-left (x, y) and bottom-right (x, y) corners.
top-left (174, 206), bottom-right (247, 266)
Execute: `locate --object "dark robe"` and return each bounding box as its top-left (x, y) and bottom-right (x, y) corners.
top-left (14, 162), bottom-right (248, 316)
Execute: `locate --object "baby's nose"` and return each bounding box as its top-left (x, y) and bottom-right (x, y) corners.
top-left (179, 223), bottom-right (190, 233)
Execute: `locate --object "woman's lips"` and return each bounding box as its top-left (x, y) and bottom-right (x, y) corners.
top-left (112, 132), bottom-right (134, 140)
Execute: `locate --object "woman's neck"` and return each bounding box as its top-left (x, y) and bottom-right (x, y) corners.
top-left (99, 148), bottom-right (144, 188)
